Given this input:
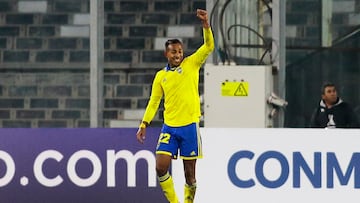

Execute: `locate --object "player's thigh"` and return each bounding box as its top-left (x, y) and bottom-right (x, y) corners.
top-left (156, 125), bottom-right (179, 159)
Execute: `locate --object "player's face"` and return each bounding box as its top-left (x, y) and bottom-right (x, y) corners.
top-left (322, 86), bottom-right (338, 105)
top-left (165, 43), bottom-right (184, 67)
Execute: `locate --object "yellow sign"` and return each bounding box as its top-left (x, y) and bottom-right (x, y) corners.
top-left (221, 81), bottom-right (249, 96)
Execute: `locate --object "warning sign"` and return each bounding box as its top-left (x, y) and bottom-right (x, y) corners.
top-left (221, 81), bottom-right (249, 96)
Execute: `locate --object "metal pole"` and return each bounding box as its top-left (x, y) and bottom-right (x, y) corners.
top-left (90, 0), bottom-right (104, 127)
top-left (272, 0), bottom-right (286, 127)
top-left (321, 0), bottom-right (332, 47)
top-left (207, 0), bottom-right (217, 64)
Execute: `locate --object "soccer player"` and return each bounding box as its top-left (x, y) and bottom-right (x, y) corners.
top-left (136, 9), bottom-right (214, 203)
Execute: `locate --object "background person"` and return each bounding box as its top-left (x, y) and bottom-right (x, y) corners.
top-left (310, 82), bottom-right (360, 128)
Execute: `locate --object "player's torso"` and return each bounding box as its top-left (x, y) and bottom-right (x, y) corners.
top-left (158, 59), bottom-right (201, 125)
top-left (159, 60), bottom-right (199, 99)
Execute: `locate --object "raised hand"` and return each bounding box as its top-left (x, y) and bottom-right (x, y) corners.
top-left (196, 9), bottom-right (210, 28)
top-left (196, 9), bottom-right (208, 21)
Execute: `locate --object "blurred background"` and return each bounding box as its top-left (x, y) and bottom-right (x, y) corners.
top-left (0, 0), bottom-right (358, 128)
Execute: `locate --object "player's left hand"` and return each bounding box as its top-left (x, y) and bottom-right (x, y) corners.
top-left (196, 9), bottom-right (208, 22)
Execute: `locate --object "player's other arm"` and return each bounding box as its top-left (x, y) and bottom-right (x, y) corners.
top-left (136, 73), bottom-right (163, 143)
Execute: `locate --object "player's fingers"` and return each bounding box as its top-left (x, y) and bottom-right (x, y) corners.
top-left (197, 9), bottom-right (207, 15)
top-left (136, 128), bottom-right (147, 144)
top-left (141, 135), bottom-right (145, 143)
top-left (136, 134), bottom-right (144, 144)
top-left (136, 131), bottom-right (143, 144)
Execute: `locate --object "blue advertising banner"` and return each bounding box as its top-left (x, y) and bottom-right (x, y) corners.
top-left (0, 128), bottom-right (167, 203)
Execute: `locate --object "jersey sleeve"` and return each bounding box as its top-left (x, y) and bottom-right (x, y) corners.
top-left (187, 27), bottom-right (215, 69)
top-left (142, 72), bottom-right (163, 124)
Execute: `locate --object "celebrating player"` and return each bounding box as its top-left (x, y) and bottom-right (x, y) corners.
top-left (136, 9), bottom-right (214, 203)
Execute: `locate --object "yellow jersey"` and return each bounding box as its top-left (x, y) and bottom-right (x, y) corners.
top-left (142, 27), bottom-right (214, 127)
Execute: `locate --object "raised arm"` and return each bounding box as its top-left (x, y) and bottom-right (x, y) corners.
top-left (187, 9), bottom-right (214, 67)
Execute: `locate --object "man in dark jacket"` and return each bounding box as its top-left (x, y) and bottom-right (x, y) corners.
top-left (310, 82), bottom-right (360, 128)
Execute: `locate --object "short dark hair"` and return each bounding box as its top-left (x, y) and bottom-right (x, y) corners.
top-left (321, 82), bottom-right (336, 94)
top-left (165, 39), bottom-right (182, 49)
